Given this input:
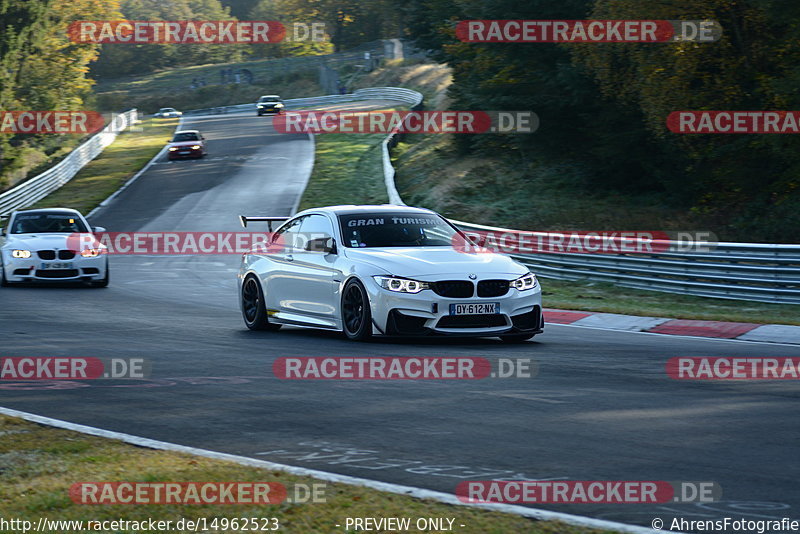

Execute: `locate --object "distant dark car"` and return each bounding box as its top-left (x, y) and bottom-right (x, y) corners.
top-left (167, 130), bottom-right (207, 160)
top-left (256, 95), bottom-right (284, 116)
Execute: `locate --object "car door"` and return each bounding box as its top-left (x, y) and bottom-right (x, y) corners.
top-left (283, 214), bottom-right (340, 326)
top-left (263, 216), bottom-right (304, 315)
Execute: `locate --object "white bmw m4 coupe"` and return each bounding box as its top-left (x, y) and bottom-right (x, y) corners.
top-left (238, 205), bottom-right (543, 342)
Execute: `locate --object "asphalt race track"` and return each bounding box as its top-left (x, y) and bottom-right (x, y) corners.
top-left (2, 107), bottom-right (800, 532)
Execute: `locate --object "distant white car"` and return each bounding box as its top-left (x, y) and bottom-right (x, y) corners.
top-left (0, 208), bottom-right (109, 287)
top-left (238, 205), bottom-right (543, 342)
top-left (154, 107), bottom-right (182, 118)
top-left (256, 95), bottom-right (284, 116)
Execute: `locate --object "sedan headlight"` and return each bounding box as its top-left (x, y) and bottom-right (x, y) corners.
top-left (168, 146), bottom-right (178, 151)
top-left (274, 102), bottom-right (284, 108)
top-left (11, 249), bottom-right (31, 259)
top-left (511, 273), bottom-right (538, 291)
top-left (80, 248), bottom-right (102, 258)
top-left (190, 145), bottom-right (201, 149)
top-left (373, 275), bottom-right (430, 294)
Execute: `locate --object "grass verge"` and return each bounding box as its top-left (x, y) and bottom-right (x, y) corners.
top-left (0, 415), bottom-right (610, 534)
top-left (28, 118), bottom-right (178, 215)
top-left (297, 133), bottom-right (389, 212)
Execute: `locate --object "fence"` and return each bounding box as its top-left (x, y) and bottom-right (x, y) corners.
top-left (0, 110), bottom-right (138, 216)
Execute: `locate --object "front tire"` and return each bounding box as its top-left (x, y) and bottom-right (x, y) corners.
top-left (241, 275), bottom-right (281, 331)
top-left (341, 279), bottom-right (372, 341)
top-left (90, 263), bottom-right (109, 288)
top-left (0, 263), bottom-right (10, 287)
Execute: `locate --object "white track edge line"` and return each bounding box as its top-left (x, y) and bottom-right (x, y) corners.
top-left (0, 406), bottom-right (659, 534)
top-left (87, 116), bottom-right (185, 220)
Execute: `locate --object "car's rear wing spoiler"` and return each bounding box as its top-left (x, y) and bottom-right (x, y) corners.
top-left (239, 216), bottom-right (290, 231)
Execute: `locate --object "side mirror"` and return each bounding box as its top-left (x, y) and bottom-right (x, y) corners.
top-left (92, 226), bottom-right (106, 233)
top-left (305, 237), bottom-right (336, 254)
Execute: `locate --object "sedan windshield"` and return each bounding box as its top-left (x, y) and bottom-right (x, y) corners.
top-left (172, 132), bottom-right (199, 142)
top-left (259, 97), bottom-right (280, 102)
top-left (338, 212), bottom-right (458, 248)
top-left (10, 213), bottom-right (89, 234)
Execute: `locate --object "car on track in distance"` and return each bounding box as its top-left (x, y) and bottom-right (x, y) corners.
top-left (154, 107), bottom-right (182, 118)
top-left (256, 95), bottom-right (284, 116)
top-left (167, 130), bottom-right (207, 160)
top-left (237, 205), bottom-right (543, 342)
top-left (0, 208), bottom-right (108, 287)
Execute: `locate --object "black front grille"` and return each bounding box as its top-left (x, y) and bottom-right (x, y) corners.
top-left (431, 280), bottom-right (474, 298)
top-left (37, 250), bottom-right (55, 260)
top-left (437, 314), bottom-right (507, 328)
top-left (35, 269), bottom-right (78, 278)
top-left (82, 268), bottom-right (99, 275)
top-left (477, 279), bottom-right (510, 297)
top-left (58, 250), bottom-right (75, 260)
top-left (13, 269), bottom-right (29, 276)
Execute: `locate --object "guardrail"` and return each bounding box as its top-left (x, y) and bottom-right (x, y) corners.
top-left (181, 87), bottom-right (424, 116)
top-left (0, 109), bottom-right (138, 216)
top-left (449, 221), bottom-right (800, 304)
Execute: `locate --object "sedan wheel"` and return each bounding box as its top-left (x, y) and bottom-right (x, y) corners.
top-left (341, 279), bottom-right (372, 341)
top-left (242, 276), bottom-right (281, 331)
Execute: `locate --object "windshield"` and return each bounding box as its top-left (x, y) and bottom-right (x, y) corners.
top-left (160, 108), bottom-right (175, 112)
top-left (172, 132), bottom-right (199, 142)
top-left (259, 97), bottom-right (281, 102)
top-left (338, 212), bottom-right (458, 248)
top-left (10, 213), bottom-right (89, 234)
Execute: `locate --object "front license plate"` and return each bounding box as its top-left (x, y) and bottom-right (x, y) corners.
top-left (40, 262), bottom-right (73, 270)
top-left (179, 150), bottom-right (191, 154)
top-left (449, 303), bottom-right (498, 315)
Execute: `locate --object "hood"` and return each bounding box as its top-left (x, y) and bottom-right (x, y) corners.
top-left (3, 233), bottom-right (76, 250)
top-left (342, 247), bottom-right (529, 278)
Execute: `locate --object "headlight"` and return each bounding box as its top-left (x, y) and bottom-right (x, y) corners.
top-left (373, 275), bottom-right (430, 294)
top-left (190, 145), bottom-right (201, 149)
top-left (511, 273), bottom-right (538, 291)
top-left (11, 249), bottom-right (31, 259)
top-left (274, 103), bottom-right (284, 108)
top-left (168, 146), bottom-right (178, 151)
top-left (80, 248), bottom-right (102, 258)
